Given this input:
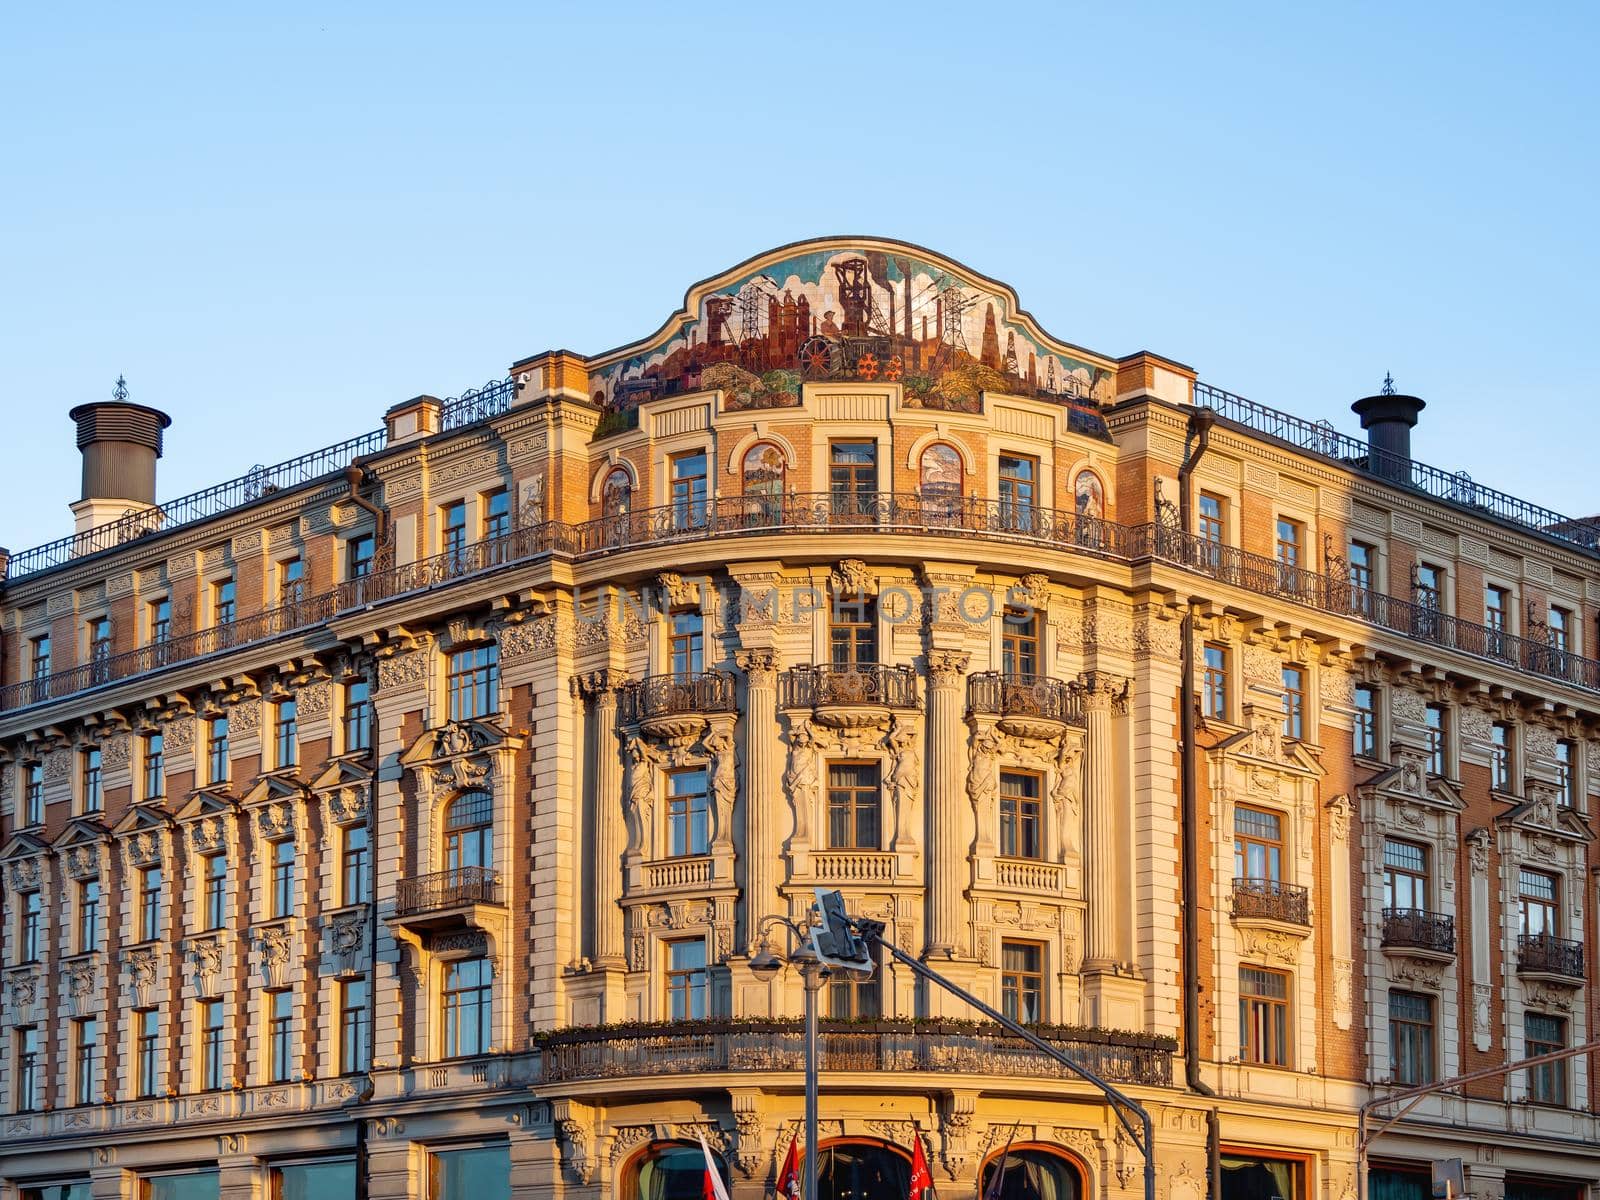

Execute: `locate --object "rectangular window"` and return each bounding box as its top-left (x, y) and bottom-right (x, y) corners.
top-left (143, 733), bottom-right (165, 801)
top-left (1383, 839), bottom-right (1429, 911)
top-left (271, 840), bottom-right (296, 920)
top-left (200, 999), bottom-right (225, 1091)
top-left (442, 500), bottom-right (468, 558)
top-left (827, 960), bottom-right (882, 1020)
top-left (827, 762), bottom-right (881, 850)
top-left (139, 865), bottom-right (162, 943)
top-left (667, 768), bottom-right (710, 857)
top-left (1281, 666), bottom-right (1306, 740)
top-left (339, 978), bottom-right (370, 1074)
top-left (87, 616), bottom-right (112, 681)
top-left (1519, 868), bottom-right (1560, 937)
top-left (1000, 941), bottom-right (1043, 1024)
top-left (1416, 563), bottom-right (1444, 638)
top-left (448, 644), bottom-right (500, 721)
top-left (30, 634), bottom-right (51, 681)
top-left (1486, 585), bottom-right (1509, 633)
top-left (1202, 644), bottom-right (1229, 720)
top-left (268, 989), bottom-right (293, 1082)
top-left (666, 939), bottom-right (709, 1021)
top-left (829, 595), bottom-right (877, 666)
top-left (73, 1017), bottom-right (99, 1107)
top-left (1349, 541), bottom-right (1375, 614)
top-left (207, 716), bottom-right (229, 785)
top-left (670, 450), bottom-right (709, 529)
top-left (82, 748), bottom-right (103, 813)
top-left (278, 557), bottom-right (305, 607)
top-left (343, 680), bottom-right (372, 754)
top-left (1424, 704), bottom-right (1448, 775)
top-left (998, 454), bottom-right (1038, 530)
top-left (78, 878), bottom-right (101, 952)
top-left (341, 825), bottom-right (371, 905)
top-left (19, 892), bottom-right (41, 963)
top-left (998, 771), bottom-right (1042, 860)
top-left (274, 700), bottom-right (298, 769)
top-left (213, 578), bottom-right (236, 627)
top-left (347, 534), bottom-right (375, 579)
top-left (135, 1008), bottom-right (159, 1097)
top-left (1389, 990), bottom-right (1436, 1085)
top-left (148, 597), bottom-right (172, 650)
top-left (1198, 493), bottom-right (1225, 561)
top-left (25, 762), bottom-right (44, 826)
top-left (274, 1164), bottom-right (362, 1200)
top-left (1239, 966), bottom-right (1291, 1066)
top-left (429, 1146), bottom-right (510, 1200)
top-left (1234, 807), bottom-right (1284, 882)
top-left (1275, 518), bottom-right (1303, 577)
top-left (828, 441), bottom-right (877, 519)
top-left (203, 854), bottom-right (227, 932)
top-left (1549, 606), bottom-right (1573, 656)
top-left (145, 1174), bottom-right (221, 1200)
top-left (442, 957), bottom-right (493, 1057)
top-left (1526, 1013), bottom-right (1568, 1104)
top-left (15, 1027), bottom-right (39, 1112)
top-left (1491, 722), bottom-right (1514, 792)
top-left (1354, 685), bottom-right (1378, 758)
top-left (1555, 740), bottom-right (1577, 808)
top-left (669, 611), bottom-right (704, 678)
top-left (483, 488), bottom-right (511, 541)
top-left (1002, 611), bottom-right (1040, 677)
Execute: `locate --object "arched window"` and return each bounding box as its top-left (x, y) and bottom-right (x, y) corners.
top-left (443, 790), bottom-right (493, 872)
top-left (979, 1147), bottom-right (1083, 1200)
top-left (742, 442), bottom-right (786, 525)
top-left (818, 1140), bottom-right (911, 1200)
top-left (626, 1141), bottom-right (729, 1200)
top-left (602, 468), bottom-right (633, 519)
top-left (919, 443), bottom-right (963, 522)
top-left (1073, 470), bottom-right (1104, 520)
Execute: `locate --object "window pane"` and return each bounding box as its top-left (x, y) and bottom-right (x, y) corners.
top-left (431, 1146), bottom-right (511, 1200)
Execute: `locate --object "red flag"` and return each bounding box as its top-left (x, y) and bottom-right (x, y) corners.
top-left (701, 1135), bottom-right (731, 1200)
top-left (909, 1133), bottom-right (933, 1200)
top-left (777, 1138), bottom-right (802, 1200)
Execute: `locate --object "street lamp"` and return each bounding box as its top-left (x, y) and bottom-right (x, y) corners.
top-left (751, 913), bottom-right (835, 1200)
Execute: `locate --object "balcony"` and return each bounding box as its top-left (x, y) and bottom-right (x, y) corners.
top-left (995, 858), bottom-right (1066, 894)
top-left (1231, 877), bottom-right (1310, 928)
top-left (780, 663), bottom-right (919, 728)
top-left (810, 850), bottom-right (897, 883)
top-left (535, 1020), bottom-right (1172, 1088)
top-left (968, 672), bottom-right (1083, 738)
top-left (1517, 932), bottom-right (1585, 982)
top-left (1381, 908), bottom-right (1456, 959)
top-left (642, 856), bottom-right (714, 891)
top-left (620, 671), bottom-right (737, 739)
top-left (392, 866), bottom-right (504, 932)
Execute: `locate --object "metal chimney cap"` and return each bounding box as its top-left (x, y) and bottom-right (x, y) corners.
top-left (1351, 392), bottom-right (1425, 430)
top-left (66, 399), bottom-right (173, 456)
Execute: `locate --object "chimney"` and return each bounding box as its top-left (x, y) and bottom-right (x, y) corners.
top-left (1351, 377), bottom-right (1424, 484)
top-left (67, 377), bottom-right (172, 537)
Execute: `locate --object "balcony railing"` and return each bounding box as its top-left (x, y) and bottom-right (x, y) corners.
top-left (1517, 932), bottom-right (1585, 979)
top-left (1231, 877), bottom-right (1310, 926)
top-left (438, 378), bottom-right (515, 432)
top-left (619, 671), bottom-right (738, 724)
top-left (967, 672), bottom-right (1083, 726)
top-left (537, 1021), bottom-right (1172, 1087)
top-left (1381, 908), bottom-right (1456, 955)
top-left (780, 663), bottom-right (919, 710)
top-left (995, 858), bottom-right (1066, 893)
top-left (14, 489), bottom-right (1600, 715)
top-left (394, 867), bottom-right (502, 917)
top-left (810, 851), bottom-right (897, 883)
top-left (642, 857), bottom-right (713, 890)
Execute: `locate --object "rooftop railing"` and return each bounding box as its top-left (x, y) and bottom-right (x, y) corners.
top-left (1194, 383), bottom-right (1600, 554)
top-left (439, 378), bottom-right (515, 432)
top-left (10, 491), bottom-right (1600, 714)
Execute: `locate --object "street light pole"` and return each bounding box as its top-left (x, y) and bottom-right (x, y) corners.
top-left (802, 958), bottom-right (826, 1200)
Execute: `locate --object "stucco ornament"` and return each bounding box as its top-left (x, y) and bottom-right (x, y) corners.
top-left (782, 722), bottom-right (822, 845)
top-left (624, 735), bottom-right (663, 853)
top-left (704, 726), bottom-right (738, 847)
top-left (885, 714), bottom-right (922, 848)
top-left (830, 558), bottom-right (874, 597)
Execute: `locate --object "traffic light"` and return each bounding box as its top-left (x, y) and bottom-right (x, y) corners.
top-left (811, 888), bottom-right (875, 972)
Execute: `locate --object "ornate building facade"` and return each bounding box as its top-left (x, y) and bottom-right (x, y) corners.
top-left (1, 237), bottom-right (1598, 1200)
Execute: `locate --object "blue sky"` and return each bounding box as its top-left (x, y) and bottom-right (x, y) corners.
top-left (2, 3), bottom-right (1596, 555)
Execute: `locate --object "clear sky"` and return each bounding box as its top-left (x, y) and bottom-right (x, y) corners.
top-left (2, 3), bottom-right (1596, 556)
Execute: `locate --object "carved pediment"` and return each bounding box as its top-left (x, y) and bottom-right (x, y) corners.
top-left (0, 831), bottom-right (52, 864)
top-left (240, 774), bottom-right (310, 808)
top-left (1496, 785), bottom-right (1592, 844)
top-left (309, 757), bottom-right (374, 793)
top-left (1212, 707), bottom-right (1323, 778)
top-left (400, 718), bottom-right (520, 765)
top-left (1358, 748), bottom-right (1461, 814)
top-left (173, 790), bottom-right (239, 822)
top-left (110, 803), bottom-right (174, 839)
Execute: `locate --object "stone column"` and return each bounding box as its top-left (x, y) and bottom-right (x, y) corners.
top-left (575, 671), bottom-right (625, 969)
top-left (1079, 670), bottom-right (1124, 971)
top-left (736, 649), bottom-right (780, 946)
top-left (926, 650), bottom-right (970, 958)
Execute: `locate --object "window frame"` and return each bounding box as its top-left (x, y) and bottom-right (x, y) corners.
top-left (138, 864), bottom-right (163, 943)
top-left (998, 770), bottom-right (1044, 861)
top-left (1202, 644), bottom-right (1229, 721)
top-left (73, 1016), bottom-right (99, 1107)
top-left (342, 679), bottom-right (372, 754)
top-left (1490, 721), bottom-right (1515, 793)
top-left (447, 643), bottom-right (501, 722)
top-left (1382, 839), bottom-right (1430, 912)
top-left (1424, 704), bottom-right (1449, 776)
top-left (270, 839), bottom-right (296, 920)
top-left (828, 594), bottom-right (877, 666)
top-left (1353, 685), bottom-right (1379, 759)
top-left (1518, 867), bottom-right (1560, 937)
top-left (77, 877), bottom-right (101, 952)
top-left (826, 760), bottom-right (882, 850)
top-left (999, 940), bottom-right (1044, 1025)
top-left (1239, 965), bottom-right (1292, 1067)
top-left (135, 1007), bottom-right (160, 1098)
top-left (1280, 665), bottom-right (1306, 740)
top-left (1001, 610), bottom-right (1041, 678)
top-left (441, 956), bottom-right (493, 1058)
top-left (81, 746), bottom-right (103, 813)
top-left (203, 853), bottom-right (227, 932)
top-left (200, 998), bottom-right (226, 1091)
top-left (341, 823), bottom-right (371, 905)
top-left (1234, 806), bottom-right (1285, 883)
top-left (274, 699), bottom-right (298, 770)
top-left (666, 767), bottom-right (710, 858)
top-left (669, 448), bottom-right (710, 530)
top-left (665, 938), bottom-right (710, 1021)
top-left (1525, 1012), bottom-right (1568, 1105)
top-left (142, 732), bottom-right (165, 801)
top-left (339, 977), bottom-right (371, 1075)
top-left (267, 988), bottom-right (294, 1082)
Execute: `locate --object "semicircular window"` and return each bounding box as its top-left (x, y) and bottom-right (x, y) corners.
top-left (980, 1147), bottom-right (1083, 1200)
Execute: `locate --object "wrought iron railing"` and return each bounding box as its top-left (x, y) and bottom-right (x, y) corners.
top-left (779, 663), bottom-right (919, 710)
top-left (439, 378), bottom-right (516, 432)
top-left (5, 428), bottom-right (388, 580)
top-left (394, 866), bottom-right (502, 917)
top-left (967, 672), bottom-right (1083, 725)
top-left (1381, 908), bottom-right (1456, 955)
top-left (1195, 383), bottom-right (1600, 554)
top-left (619, 671), bottom-right (738, 724)
top-left (537, 1022), bottom-right (1171, 1087)
top-left (1517, 932), bottom-right (1585, 979)
top-left (1231, 877), bottom-right (1310, 926)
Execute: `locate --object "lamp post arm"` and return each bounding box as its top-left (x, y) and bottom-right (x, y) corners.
top-left (856, 925), bottom-right (1156, 1200)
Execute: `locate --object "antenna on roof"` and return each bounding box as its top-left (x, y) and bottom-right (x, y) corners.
top-left (1380, 372), bottom-right (1395, 396)
top-left (113, 374), bottom-right (129, 403)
